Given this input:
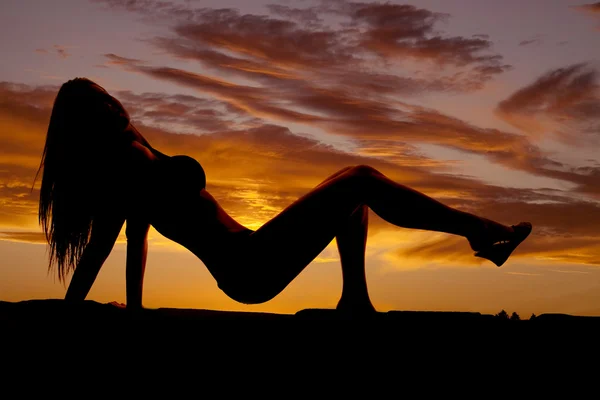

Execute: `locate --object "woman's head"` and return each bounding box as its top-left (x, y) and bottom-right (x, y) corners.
top-left (44, 78), bottom-right (130, 150)
top-left (37, 77), bottom-right (131, 281)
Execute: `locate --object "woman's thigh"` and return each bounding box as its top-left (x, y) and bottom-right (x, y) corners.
top-left (221, 167), bottom-right (368, 303)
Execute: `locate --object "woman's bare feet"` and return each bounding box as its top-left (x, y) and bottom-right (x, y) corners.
top-left (468, 221), bottom-right (532, 267)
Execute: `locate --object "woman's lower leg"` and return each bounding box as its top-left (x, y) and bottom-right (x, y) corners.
top-left (335, 204), bottom-right (375, 312)
top-left (354, 166), bottom-right (514, 246)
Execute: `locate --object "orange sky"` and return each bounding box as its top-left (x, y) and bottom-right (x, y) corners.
top-left (2, 0), bottom-right (600, 316)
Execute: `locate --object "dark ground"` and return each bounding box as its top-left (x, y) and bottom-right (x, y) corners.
top-left (1, 299), bottom-right (598, 384)
top-left (4, 298), bottom-right (600, 326)
top-left (3, 299), bottom-right (600, 337)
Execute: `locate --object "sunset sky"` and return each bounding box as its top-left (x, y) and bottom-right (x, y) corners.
top-left (2, 0), bottom-right (600, 317)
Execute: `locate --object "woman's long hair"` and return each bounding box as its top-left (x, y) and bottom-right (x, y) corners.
top-left (35, 78), bottom-right (130, 282)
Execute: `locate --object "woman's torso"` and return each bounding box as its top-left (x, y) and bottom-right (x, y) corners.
top-left (115, 127), bottom-right (253, 279)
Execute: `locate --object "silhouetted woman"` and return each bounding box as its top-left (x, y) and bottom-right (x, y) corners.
top-left (36, 78), bottom-right (532, 313)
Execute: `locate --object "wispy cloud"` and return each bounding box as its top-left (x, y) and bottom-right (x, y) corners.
top-left (34, 44), bottom-right (72, 59)
top-left (572, 2), bottom-right (600, 29)
top-left (92, 0), bottom-right (592, 196)
top-left (496, 62), bottom-right (600, 143)
top-left (505, 271), bottom-right (541, 276)
top-left (550, 269), bottom-right (591, 274)
top-left (111, 57), bottom-right (600, 205)
top-left (0, 231), bottom-right (47, 244)
top-left (519, 34), bottom-right (544, 47)
top-left (102, 53), bottom-right (146, 67)
top-left (94, 0), bottom-right (512, 92)
top-left (573, 2), bottom-right (600, 14)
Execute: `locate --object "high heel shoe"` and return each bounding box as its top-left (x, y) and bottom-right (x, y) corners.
top-left (474, 222), bottom-right (532, 267)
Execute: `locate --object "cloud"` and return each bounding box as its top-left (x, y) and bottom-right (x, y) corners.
top-left (111, 57), bottom-right (521, 146)
top-left (519, 35), bottom-right (544, 47)
top-left (266, 4), bottom-right (324, 27)
top-left (114, 89), bottom-right (252, 134)
top-left (34, 45), bottom-right (72, 59)
top-left (93, 0), bottom-right (566, 192)
top-left (392, 234), bottom-right (475, 266)
top-left (94, 0), bottom-right (511, 93)
top-left (103, 54), bottom-right (600, 208)
top-left (54, 45), bottom-right (71, 59)
top-left (496, 63), bottom-right (600, 142)
top-left (572, 2), bottom-right (600, 29)
top-left (171, 11), bottom-right (356, 70)
top-left (348, 5), bottom-right (488, 64)
top-left (0, 231), bottom-right (47, 244)
top-left (519, 39), bottom-right (540, 47)
top-left (0, 82), bottom-right (57, 229)
top-left (323, 1), bottom-right (511, 81)
top-left (147, 37), bottom-right (301, 83)
top-left (97, 53), bottom-right (147, 69)
top-left (389, 197), bottom-right (600, 267)
top-left (573, 2), bottom-right (600, 14)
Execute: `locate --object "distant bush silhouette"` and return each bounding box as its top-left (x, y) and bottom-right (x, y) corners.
top-left (530, 313), bottom-right (537, 320)
top-left (495, 310), bottom-right (525, 321)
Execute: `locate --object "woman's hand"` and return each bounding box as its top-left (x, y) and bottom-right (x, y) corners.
top-left (65, 215), bottom-right (125, 302)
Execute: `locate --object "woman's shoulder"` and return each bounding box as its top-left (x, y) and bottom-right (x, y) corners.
top-left (129, 141), bottom-right (159, 163)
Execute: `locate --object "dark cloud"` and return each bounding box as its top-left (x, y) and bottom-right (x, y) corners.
top-left (94, 0), bottom-right (511, 93)
top-left (171, 11), bottom-right (356, 69)
top-left (324, 1), bottom-right (511, 81)
top-left (496, 63), bottom-right (600, 142)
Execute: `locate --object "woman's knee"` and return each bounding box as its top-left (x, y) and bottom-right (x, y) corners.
top-left (349, 164), bottom-right (379, 177)
top-left (343, 165), bottom-right (381, 191)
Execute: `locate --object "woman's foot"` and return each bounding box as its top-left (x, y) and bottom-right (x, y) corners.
top-left (469, 221), bottom-right (532, 267)
top-left (336, 296), bottom-right (377, 317)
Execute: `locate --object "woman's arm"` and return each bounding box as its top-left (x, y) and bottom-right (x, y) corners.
top-left (64, 214), bottom-right (125, 302)
top-left (125, 218), bottom-right (150, 309)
